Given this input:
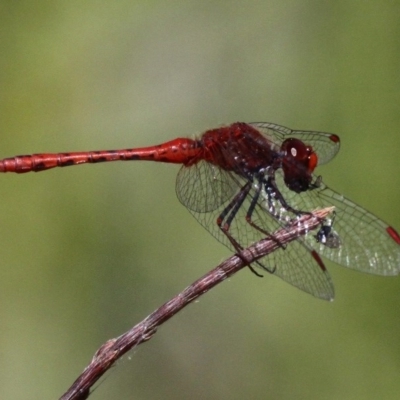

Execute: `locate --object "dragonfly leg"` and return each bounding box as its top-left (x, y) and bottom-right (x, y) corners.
top-left (266, 176), bottom-right (307, 216)
top-left (244, 178), bottom-right (286, 255)
top-left (217, 182), bottom-right (264, 277)
top-left (264, 176), bottom-right (335, 247)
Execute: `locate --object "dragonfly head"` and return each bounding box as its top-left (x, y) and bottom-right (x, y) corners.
top-left (281, 138), bottom-right (318, 193)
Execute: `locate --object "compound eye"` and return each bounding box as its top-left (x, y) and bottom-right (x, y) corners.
top-left (281, 138), bottom-right (318, 193)
top-left (282, 138), bottom-right (318, 172)
top-left (283, 138), bottom-right (308, 160)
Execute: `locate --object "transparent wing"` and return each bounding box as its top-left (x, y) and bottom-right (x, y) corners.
top-left (274, 171), bottom-right (400, 275)
top-left (176, 161), bottom-right (335, 300)
top-left (250, 122), bottom-right (341, 166)
top-left (176, 160), bottom-right (237, 212)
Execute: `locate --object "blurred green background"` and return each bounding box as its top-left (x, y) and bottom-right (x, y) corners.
top-left (1, 2), bottom-right (400, 399)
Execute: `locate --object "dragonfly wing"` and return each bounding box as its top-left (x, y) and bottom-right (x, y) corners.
top-left (312, 183), bottom-right (400, 275)
top-left (176, 161), bottom-right (238, 212)
top-left (274, 171), bottom-right (400, 275)
top-left (268, 238), bottom-right (335, 300)
top-left (250, 121), bottom-right (292, 135)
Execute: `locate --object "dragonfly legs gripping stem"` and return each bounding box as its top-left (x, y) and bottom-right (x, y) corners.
top-left (216, 176), bottom-right (299, 277)
top-left (216, 182), bottom-right (264, 277)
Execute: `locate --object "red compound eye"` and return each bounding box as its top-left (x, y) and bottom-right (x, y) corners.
top-left (281, 138), bottom-right (318, 192)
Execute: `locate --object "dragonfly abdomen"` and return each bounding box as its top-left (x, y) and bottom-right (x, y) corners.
top-left (0, 138), bottom-right (200, 173)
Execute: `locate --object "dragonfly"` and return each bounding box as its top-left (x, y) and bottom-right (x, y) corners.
top-left (1, 122), bottom-right (399, 300)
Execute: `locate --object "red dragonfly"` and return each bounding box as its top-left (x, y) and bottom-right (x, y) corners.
top-left (1, 122), bottom-right (399, 300)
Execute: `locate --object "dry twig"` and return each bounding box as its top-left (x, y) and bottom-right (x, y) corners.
top-left (60, 207), bottom-right (334, 400)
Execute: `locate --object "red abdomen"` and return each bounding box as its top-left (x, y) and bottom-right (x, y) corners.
top-left (0, 138), bottom-right (201, 173)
